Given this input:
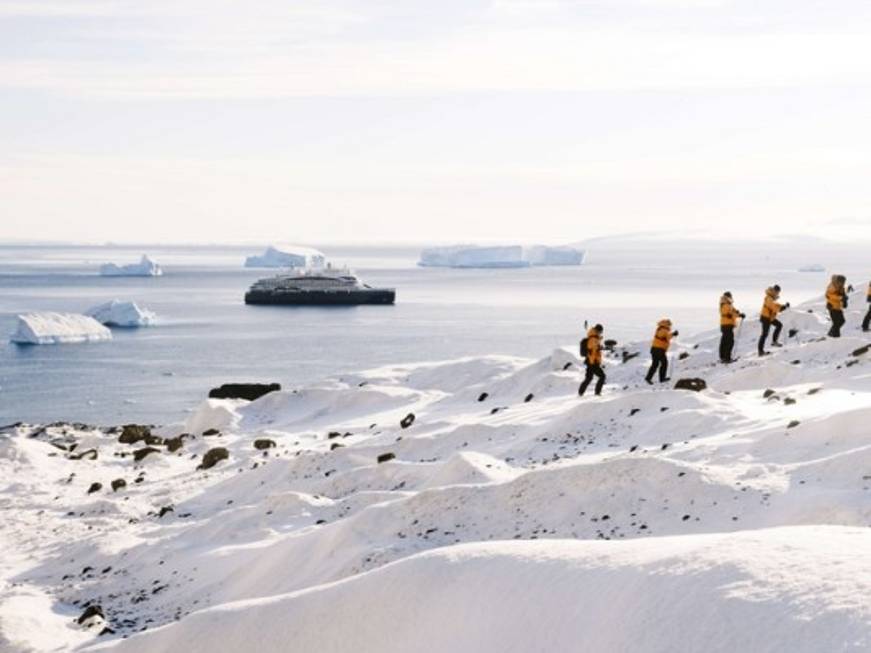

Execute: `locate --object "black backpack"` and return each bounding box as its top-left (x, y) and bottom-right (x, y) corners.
top-left (580, 337), bottom-right (589, 358)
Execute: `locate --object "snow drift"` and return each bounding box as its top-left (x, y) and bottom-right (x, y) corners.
top-left (99, 256), bottom-right (162, 277)
top-left (9, 312), bottom-right (112, 345)
top-left (244, 245), bottom-right (326, 269)
top-left (1, 288), bottom-right (870, 652)
top-left (86, 300), bottom-right (156, 328)
top-left (418, 244), bottom-right (584, 268)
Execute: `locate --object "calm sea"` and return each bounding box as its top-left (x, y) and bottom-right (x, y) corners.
top-left (1, 240), bottom-right (865, 425)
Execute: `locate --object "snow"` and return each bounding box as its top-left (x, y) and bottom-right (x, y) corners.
top-left (1, 289), bottom-right (871, 651)
top-left (419, 244), bottom-right (584, 268)
top-left (99, 256), bottom-right (162, 277)
top-left (86, 301), bottom-right (156, 328)
top-left (244, 245), bottom-right (326, 269)
top-left (9, 312), bottom-right (112, 345)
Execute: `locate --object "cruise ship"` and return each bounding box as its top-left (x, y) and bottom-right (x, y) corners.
top-left (244, 267), bottom-right (395, 306)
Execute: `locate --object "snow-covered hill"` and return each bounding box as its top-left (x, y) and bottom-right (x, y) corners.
top-left (1, 291), bottom-right (869, 652)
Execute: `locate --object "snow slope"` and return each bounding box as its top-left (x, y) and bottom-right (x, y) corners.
top-left (243, 245), bottom-right (325, 269)
top-left (9, 313), bottom-right (112, 345)
top-left (1, 290), bottom-right (870, 651)
top-left (86, 301), bottom-right (156, 328)
top-left (98, 256), bottom-right (162, 277)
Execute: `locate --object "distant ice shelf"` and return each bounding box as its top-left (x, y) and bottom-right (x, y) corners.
top-left (244, 245), bottom-right (326, 269)
top-left (10, 312), bottom-right (112, 345)
top-left (99, 255), bottom-right (163, 277)
top-left (418, 245), bottom-right (585, 268)
top-left (86, 300), bottom-right (156, 327)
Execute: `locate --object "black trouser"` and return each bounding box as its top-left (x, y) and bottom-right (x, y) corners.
top-left (719, 325), bottom-right (735, 362)
top-left (758, 318), bottom-right (782, 354)
top-left (828, 308), bottom-right (845, 337)
top-left (864, 304), bottom-right (871, 331)
top-left (646, 347), bottom-right (668, 382)
top-left (579, 363), bottom-right (605, 396)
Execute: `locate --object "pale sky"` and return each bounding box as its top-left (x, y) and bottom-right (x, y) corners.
top-left (2, 0), bottom-right (871, 244)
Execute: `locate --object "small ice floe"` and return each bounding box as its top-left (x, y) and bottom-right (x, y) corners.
top-left (86, 300), bottom-right (156, 327)
top-left (99, 255), bottom-right (162, 277)
top-left (10, 312), bottom-right (112, 345)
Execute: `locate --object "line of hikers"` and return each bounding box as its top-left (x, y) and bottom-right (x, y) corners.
top-left (578, 277), bottom-right (871, 397)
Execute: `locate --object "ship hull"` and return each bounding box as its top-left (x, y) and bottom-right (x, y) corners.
top-left (245, 289), bottom-right (396, 306)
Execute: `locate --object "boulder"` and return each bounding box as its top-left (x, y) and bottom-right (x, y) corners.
top-left (400, 413), bottom-right (415, 429)
top-left (133, 447), bottom-right (161, 462)
top-left (70, 448), bottom-right (98, 461)
top-left (118, 424), bottom-right (151, 445)
top-left (674, 378), bottom-right (707, 392)
top-left (377, 452), bottom-right (396, 464)
top-left (198, 447), bottom-right (229, 470)
top-left (164, 435), bottom-right (187, 453)
top-left (87, 482), bottom-right (102, 494)
top-left (254, 439), bottom-right (276, 450)
top-left (111, 478), bottom-right (127, 492)
top-left (208, 383), bottom-right (281, 401)
top-left (77, 604), bottom-right (104, 626)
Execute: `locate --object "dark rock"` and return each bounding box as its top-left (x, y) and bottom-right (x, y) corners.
top-left (99, 627), bottom-right (115, 636)
top-left (198, 447), bottom-right (229, 470)
top-left (562, 362), bottom-right (573, 370)
top-left (208, 383), bottom-right (281, 401)
top-left (164, 435), bottom-right (187, 452)
top-left (783, 397), bottom-right (796, 405)
top-left (524, 393), bottom-right (534, 403)
top-left (377, 452), bottom-right (396, 464)
top-left (254, 439), bottom-right (276, 450)
top-left (119, 424), bottom-right (151, 444)
top-left (852, 344), bottom-right (870, 357)
top-left (673, 378), bottom-right (706, 392)
top-left (77, 604), bottom-right (104, 625)
top-left (327, 431), bottom-right (342, 439)
top-left (330, 442), bottom-right (344, 451)
top-left (87, 482), bottom-right (102, 494)
top-left (111, 478), bottom-right (126, 492)
top-left (621, 350), bottom-right (640, 363)
top-left (400, 413), bottom-right (415, 429)
top-left (788, 328), bottom-right (799, 338)
top-left (629, 408), bottom-right (641, 416)
top-left (478, 392), bottom-right (489, 402)
top-left (603, 339), bottom-right (617, 351)
top-left (763, 389), bottom-right (777, 399)
top-left (787, 420), bottom-right (800, 429)
top-left (133, 447), bottom-right (161, 462)
top-left (157, 505), bottom-right (174, 518)
top-left (70, 449), bottom-right (98, 461)
top-left (807, 387), bottom-right (822, 395)
top-left (678, 352), bottom-right (690, 360)
top-left (202, 428), bottom-right (220, 437)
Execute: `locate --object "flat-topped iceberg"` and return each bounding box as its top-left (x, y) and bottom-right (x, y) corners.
top-left (244, 245), bottom-right (326, 269)
top-left (419, 244), bottom-right (584, 268)
top-left (99, 255), bottom-right (163, 277)
top-left (10, 312), bottom-right (112, 345)
top-left (86, 300), bottom-right (156, 327)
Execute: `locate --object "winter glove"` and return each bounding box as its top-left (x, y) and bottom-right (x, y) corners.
top-left (783, 303), bottom-right (790, 310)
top-left (740, 312), bottom-right (747, 319)
top-left (672, 331), bottom-right (679, 337)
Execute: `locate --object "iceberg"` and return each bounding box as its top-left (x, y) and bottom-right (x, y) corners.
top-left (99, 255), bottom-right (163, 277)
top-left (10, 312), bottom-right (112, 345)
top-left (86, 300), bottom-right (156, 327)
top-left (244, 245), bottom-right (326, 269)
top-left (418, 244), bottom-right (585, 268)
top-left (799, 264), bottom-right (826, 273)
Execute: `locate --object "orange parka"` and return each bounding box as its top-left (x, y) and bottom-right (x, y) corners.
top-left (719, 295), bottom-right (742, 327)
top-left (826, 275), bottom-right (847, 311)
top-left (761, 287), bottom-right (784, 321)
top-left (585, 328), bottom-right (602, 365)
top-left (651, 319), bottom-right (673, 350)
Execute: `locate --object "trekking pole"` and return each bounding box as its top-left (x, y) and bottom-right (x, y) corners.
top-left (734, 320), bottom-right (744, 360)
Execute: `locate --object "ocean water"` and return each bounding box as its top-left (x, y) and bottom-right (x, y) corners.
top-left (1, 241), bottom-right (866, 426)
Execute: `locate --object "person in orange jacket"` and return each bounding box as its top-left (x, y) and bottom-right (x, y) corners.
top-left (578, 324), bottom-right (606, 397)
top-left (719, 291), bottom-right (745, 363)
top-left (645, 319), bottom-right (678, 384)
top-left (825, 274), bottom-right (848, 338)
top-left (864, 282), bottom-right (871, 333)
top-left (758, 285), bottom-right (789, 356)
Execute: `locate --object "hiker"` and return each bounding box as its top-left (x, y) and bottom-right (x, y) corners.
top-left (826, 275), bottom-right (848, 337)
top-left (758, 285), bottom-right (789, 356)
top-left (578, 324), bottom-right (606, 397)
top-left (864, 282), bottom-right (871, 332)
top-left (645, 319), bottom-right (678, 384)
top-left (719, 292), bottom-right (745, 363)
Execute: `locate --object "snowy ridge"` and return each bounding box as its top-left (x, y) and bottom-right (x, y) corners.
top-left (1, 291), bottom-right (870, 651)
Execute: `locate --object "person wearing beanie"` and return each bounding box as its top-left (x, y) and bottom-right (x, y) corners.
top-left (825, 274), bottom-right (848, 337)
top-left (719, 291), bottom-right (745, 363)
top-left (578, 323), bottom-right (606, 397)
top-left (758, 284), bottom-right (789, 356)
